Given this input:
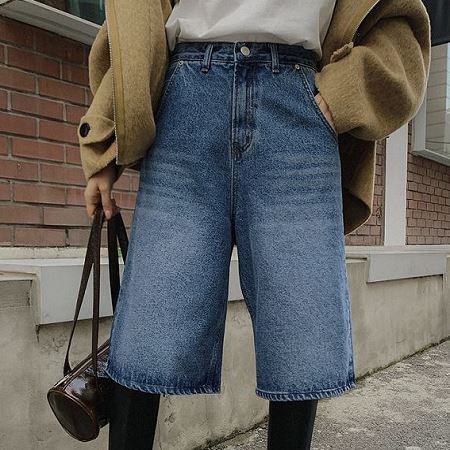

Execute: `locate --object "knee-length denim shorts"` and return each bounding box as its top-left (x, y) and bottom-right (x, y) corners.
top-left (105, 41), bottom-right (357, 401)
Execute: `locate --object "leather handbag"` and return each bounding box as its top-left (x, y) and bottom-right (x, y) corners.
top-left (47, 205), bottom-right (129, 442)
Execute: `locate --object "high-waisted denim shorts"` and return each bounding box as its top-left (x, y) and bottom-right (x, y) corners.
top-left (105, 40), bottom-right (357, 401)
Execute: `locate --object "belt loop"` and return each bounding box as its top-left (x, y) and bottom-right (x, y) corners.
top-left (200, 43), bottom-right (214, 73)
top-left (269, 43), bottom-right (280, 74)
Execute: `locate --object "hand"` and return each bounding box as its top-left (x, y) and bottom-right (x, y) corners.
top-left (84, 161), bottom-right (120, 220)
top-left (314, 91), bottom-right (337, 134)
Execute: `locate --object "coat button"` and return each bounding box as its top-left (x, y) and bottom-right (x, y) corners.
top-left (79, 122), bottom-right (90, 137)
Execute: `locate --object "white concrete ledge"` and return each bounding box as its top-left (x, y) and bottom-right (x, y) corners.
top-left (346, 245), bottom-right (450, 282)
top-left (0, 246), bottom-right (244, 325)
top-left (1, 245), bottom-right (450, 325)
top-left (0, 0), bottom-right (100, 45)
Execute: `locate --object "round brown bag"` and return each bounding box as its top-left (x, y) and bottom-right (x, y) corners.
top-left (47, 206), bottom-right (128, 442)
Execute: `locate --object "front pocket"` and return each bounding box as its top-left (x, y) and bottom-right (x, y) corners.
top-left (297, 65), bottom-right (338, 142)
top-left (155, 59), bottom-right (184, 121)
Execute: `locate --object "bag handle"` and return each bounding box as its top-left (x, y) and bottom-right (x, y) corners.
top-left (63, 205), bottom-right (128, 378)
top-left (107, 210), bottom-right (129, 312)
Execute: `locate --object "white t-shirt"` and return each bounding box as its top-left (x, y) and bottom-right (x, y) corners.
top-left (165, 0), bottom-right (337, 59)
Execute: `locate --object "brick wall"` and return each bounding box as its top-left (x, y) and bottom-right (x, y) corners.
top-left (406, 126), bottom-right (450, 244)
top-left (0, 17), bottom-right (138, 247)
top-left (344, 139), bottom-right (386, 246)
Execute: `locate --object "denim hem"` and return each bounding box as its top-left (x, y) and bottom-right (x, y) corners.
top-left (105, 365), bottom-right (221, 396)
top-left (255, 380), bottom-right (357, 401)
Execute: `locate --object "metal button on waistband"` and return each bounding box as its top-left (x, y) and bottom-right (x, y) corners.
top-left (240, 45), bottom-right (250, 56)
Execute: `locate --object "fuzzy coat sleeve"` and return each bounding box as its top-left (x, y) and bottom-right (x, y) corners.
top-left (315, 11), bottom-right (431, 141)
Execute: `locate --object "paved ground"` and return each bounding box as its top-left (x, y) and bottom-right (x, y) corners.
top-left (211, 339), bottom-right (450, 450)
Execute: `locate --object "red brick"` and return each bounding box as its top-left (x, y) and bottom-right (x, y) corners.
top-left (0, 111), bottom-right (37, 136)
top-left (0, 181), bottom-right (10, 200)
top-left (0, 158), bottom-right (38, 180)
top-left (82, 46), bottom-right (89, 66)
top-left (0, 226), bottom-right (13, 245)
top-left (66, 186), bottom-right (85, 206)
top-left (34, 28), bottom-right (84, 65)
top-left (417, 201), bottom-right (427, 210)
top-left (0, 204), bottom-right (41, 224)
top-left (0, 44), bottom-right (4, 63)
top-left (12, 138), bottom-right (64, 162)
top-left (66, 104), bottom-right (87, 124)
top-left (67, 228), bottom-right (91, 247)
top-left (65, 145), bottom-right (81, 164)
top-left (130, 174), bottom-right (140, 191)
top-left (15, 227), bottom-right (66, 246)
top-left (407, 181), bottom-right (418, 191)
top-left (39, 119), bottom-right (78, 144)
top-left (0, 89), bottom-right (7, 109)
top-left (86, 89), bottom-right (93, 105)
top-left (0, 17), bottom-right (34, 48)
top-left (38, 77), bottom-right (84, 104)
top-left (43, 206), bottom-right (90, 226)
top-left (8, 47), bottom-right (60, 78)
top-left (40, 163), bottom-right (85, 186)
top-left (113, 191), bottom-right (137, 210)
top-left (0, 66), bottom-right (35, 92)
top-left (119, 210), bottom-right (134, 228)
top-left (116, 174), bottom-right (132, 191)
top-left (0, 135), bottom-right (8, 155)
top-left (407, 142), bottom-right (450, 244)
top-left (67, 227), bottom-right (108, 247)
top-left (11, 92), bottom-right (63, 120)
top-left (61, 62), bottom-right (89, 86)
top-left (14, 182), bottom-right (65, 204)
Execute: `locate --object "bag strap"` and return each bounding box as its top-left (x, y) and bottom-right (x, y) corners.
top-left (107, 211), bottom-right (129, 312)
top-left (63, 206), bottom-right (128, 378)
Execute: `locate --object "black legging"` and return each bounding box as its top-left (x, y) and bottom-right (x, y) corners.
top-left (108, 381), bottom-right (161, 450)
top-left (108, 380), bottom-right (318, 450)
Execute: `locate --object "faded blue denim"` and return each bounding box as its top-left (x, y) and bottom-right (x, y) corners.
top-left (105, 41), bottom-right (357, 401)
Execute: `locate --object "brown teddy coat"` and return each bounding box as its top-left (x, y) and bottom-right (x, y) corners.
top-left (78, 0), bottom-right (431, 235)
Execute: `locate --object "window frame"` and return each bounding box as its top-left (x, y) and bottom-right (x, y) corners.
top-left (412, 43), bottom-right (450, 167)
top-left (0, 0), bottom-right (100, 45)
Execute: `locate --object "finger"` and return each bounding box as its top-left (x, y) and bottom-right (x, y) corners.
top-left (315, 94), bottom-right (336, 132)
top-left (99, 183), bottom-right (114, 220)
top-left (325, 111), bottom-right (336, 132)
top-left (84, 186), bottom-right (101, 219)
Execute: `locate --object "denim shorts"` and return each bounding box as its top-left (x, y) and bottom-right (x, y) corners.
top-left (105, 40), bottom-right (357, 401)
